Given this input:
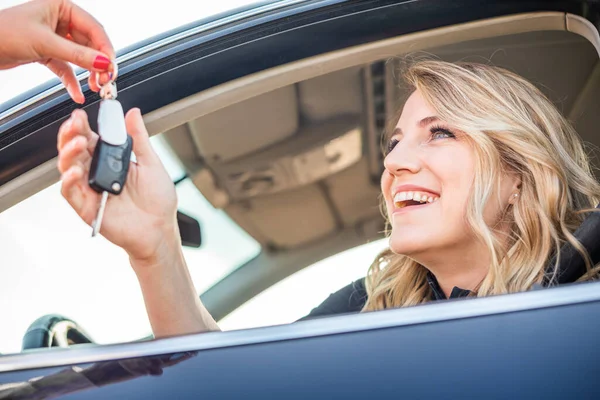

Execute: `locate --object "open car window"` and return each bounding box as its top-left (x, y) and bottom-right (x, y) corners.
top-left (0, 133), bottom-right (260, 355)
top-left (219, 239), bottom-right (388, 330)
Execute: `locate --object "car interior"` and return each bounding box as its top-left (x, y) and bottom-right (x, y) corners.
top-left (3, 11), bottom-right (600, 350)
top-left (154, 12), bottom-right (600, 319)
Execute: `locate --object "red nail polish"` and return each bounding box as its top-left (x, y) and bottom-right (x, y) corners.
top-left (93, 55), bottom-right (110, 71)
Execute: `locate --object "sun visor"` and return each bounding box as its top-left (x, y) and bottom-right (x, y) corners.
top-left (208, 116), bottom-right (363, 200)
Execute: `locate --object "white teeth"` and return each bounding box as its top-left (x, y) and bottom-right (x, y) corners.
top-left (393, 191), bottom-right (440, 206)
top-left (393, 192), bottom-right (404, 203)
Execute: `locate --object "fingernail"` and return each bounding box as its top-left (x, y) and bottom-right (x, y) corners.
top-left (93, 55), bottom-right (110, 71)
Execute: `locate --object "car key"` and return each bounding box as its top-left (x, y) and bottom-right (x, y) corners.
top-left (89, 77), bottom-right (133, 237)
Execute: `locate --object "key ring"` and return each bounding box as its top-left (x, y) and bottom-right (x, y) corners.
top-left (97, 60), bottom-right (119, 100)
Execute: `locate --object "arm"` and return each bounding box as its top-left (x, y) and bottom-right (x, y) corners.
top-left (58, 108), bottom-right (220, 337)
top-left (132, 235), bottom-right (221, 337)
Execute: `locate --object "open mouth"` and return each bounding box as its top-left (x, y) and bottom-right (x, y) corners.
top-left (393, 191), bottom-right (439, 209)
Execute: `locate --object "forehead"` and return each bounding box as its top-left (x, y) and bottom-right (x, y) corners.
top-left (396, 90), bottom-right (437, 129)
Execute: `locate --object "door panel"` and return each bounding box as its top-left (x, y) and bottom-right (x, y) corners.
top-left (1, 291), bottom-right (599, 399)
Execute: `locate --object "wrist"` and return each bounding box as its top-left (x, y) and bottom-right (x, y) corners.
top-left (129, 223), bottom-right (183, 273)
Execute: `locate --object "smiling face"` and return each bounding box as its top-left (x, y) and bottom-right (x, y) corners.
top-left (381, 90), bottom-right (518, 262)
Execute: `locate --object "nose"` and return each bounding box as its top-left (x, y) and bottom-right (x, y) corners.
top-left (383, 139), bottom-right (421, 176)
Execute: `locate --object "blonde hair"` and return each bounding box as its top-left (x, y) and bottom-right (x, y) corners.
top-left (363, 60), bottom-right (600, 311)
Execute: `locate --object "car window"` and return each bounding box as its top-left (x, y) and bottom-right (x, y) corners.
top-left (219, 238), bottom-right (389, 330)
top-left (0, 134), bottom-right (260, 355)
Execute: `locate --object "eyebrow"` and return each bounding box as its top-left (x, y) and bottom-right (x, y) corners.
top-left (390, 116), bottom-right (440, 138)
top-left (419, 116), bottom-right (439, 127)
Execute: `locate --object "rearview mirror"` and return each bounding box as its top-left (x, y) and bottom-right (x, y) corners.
top-left (177, 211), bottom-right (202, 248)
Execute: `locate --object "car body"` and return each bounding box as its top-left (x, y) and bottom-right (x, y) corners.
top-left (1, 0), bottom-right (600, 398)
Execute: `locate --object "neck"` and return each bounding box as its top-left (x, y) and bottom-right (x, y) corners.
top-left (414, 242), bottom-right (491, 298)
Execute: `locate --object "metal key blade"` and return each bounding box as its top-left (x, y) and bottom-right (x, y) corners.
top-left (92, 191), bottom-right (109, 237)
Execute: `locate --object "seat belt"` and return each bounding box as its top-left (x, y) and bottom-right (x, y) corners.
top-left (542, 205), bottom-right (600, 286)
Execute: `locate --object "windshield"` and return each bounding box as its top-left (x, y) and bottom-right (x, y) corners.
top-left (0, 0), bottom-right (271, 105)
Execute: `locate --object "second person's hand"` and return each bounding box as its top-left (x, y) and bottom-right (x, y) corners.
top-left (0, 0), bottom-right (116, 103)
top-left (57, 108), bottom-right (180, 264)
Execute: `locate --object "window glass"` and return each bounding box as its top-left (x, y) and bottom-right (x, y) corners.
top-left (219, 238), bottom-right (388, 330)
top-left (0, 134), bottom-right (260, 354)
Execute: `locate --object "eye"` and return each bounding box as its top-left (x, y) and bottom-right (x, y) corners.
top-left (386, 138), bottom-right (399, 155)
top-left (430, 125), bottom-right (456, 140)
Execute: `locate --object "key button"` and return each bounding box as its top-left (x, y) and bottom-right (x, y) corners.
top-left (108, 147), bottom-right (123, 160)
top-left (108, 156), bottom-right (123, 173)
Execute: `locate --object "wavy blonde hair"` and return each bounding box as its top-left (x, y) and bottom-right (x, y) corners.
top-left (363, 60), bottom-right (600, 311)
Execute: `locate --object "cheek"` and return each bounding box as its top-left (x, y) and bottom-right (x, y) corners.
top-left (380, 171), bottom-right (393, 205)
top-left (430, 145), bottom-right (475, 217)
top-left (416, 151), bottom-right (474, 250)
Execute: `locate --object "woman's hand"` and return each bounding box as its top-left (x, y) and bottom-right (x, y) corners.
top-left (57, 108), bottom-right (180, 264)
top-left (0, 0), bottom-right (115, 103)
top-left (59, 110), bottom-right (221, 336)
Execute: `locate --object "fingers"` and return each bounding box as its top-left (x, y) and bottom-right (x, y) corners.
top-left (88, 71), bottom-right (111, 93)
top-left (88, 72), bottom-right (101, 93)
top-left (43, 59), bottom-right (84, 104)
top-left (54, 1), bottom-right (115, 94)
top-left (39, 32), bottom-right (113, 74)
top-left (125, 108), bottom-right (158, 165)
top-left (60, 164), bottom-right (84, 210)
top-left (66, 2), bottom-right (115, 60)
top-left (58, 109), bottom-right (98, 155)
top-left (60, 164), bottom-right (95, 225)
top-left (57, 134), bottom-right (88, 174)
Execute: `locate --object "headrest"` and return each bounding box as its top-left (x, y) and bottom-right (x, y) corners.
top-left (543, 205), bottom-right (600, 286)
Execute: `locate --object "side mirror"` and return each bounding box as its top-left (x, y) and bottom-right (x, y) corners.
top-left (177, 210), bottom-right (201, 248)
top-left (22, 314), bottom-right (94, 350)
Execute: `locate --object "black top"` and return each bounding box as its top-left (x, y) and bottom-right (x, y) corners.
top-left (298, 273), bottom-right (471, 321)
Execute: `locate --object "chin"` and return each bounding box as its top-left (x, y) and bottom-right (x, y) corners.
top-left (388, 230), bottom-right (432, 257)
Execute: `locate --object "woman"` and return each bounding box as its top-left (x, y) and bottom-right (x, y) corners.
top-left (57, 60), bottom-right (600, 338)
top-left (0, 0), bottom-right (115, 103)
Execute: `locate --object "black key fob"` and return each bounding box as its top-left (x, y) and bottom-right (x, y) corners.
top-left (88, 135), bottom-right (133, 194)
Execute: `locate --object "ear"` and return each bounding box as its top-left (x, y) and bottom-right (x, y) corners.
top-left (507, 174), bottom-right (522, 205)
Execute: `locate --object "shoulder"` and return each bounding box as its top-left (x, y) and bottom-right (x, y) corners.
top-left (297, 278), bottom-right (368, 321)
